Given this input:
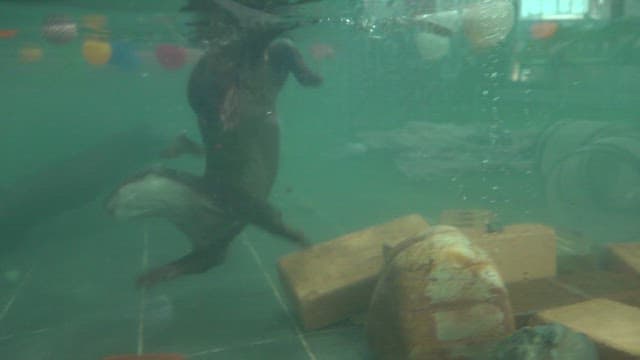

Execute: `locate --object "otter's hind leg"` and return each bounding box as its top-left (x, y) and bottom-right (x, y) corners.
top-left (221, 187), bottom-right (308, 247)
top-left (136, 242), bottom-right (228, 288)
top-left (245, 199), bottom-right (307, 246)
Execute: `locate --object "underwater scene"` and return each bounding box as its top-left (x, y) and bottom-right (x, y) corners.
top-left (1, 0), bottom-right (640, 359)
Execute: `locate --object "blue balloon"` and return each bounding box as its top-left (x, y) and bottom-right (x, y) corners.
top-left (109, 41), bottom-right (140, 71)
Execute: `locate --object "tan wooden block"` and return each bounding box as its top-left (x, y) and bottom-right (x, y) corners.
top-left (607, 290), bottom-right (640, 309)
top-left (470, 224), bottom-right (557, 283)
top-left (507, 278), bottom-right (586, 327)
top-left (607, 242), bottom-right (640, 275)
top-left (559, 271), bottom-right (640, 299)
top-left (277, 214), bottom-right (429, 330)
top-left (439, 208), bottom-right (495, 232)
top-left (508, 271), bottom-right (640, 329)
top-left (558, 252), bottom-right (602, 275)
top-left (556, 229), bottom-right (602, 275)
top-left (533, 299), bottom-right (640, 359)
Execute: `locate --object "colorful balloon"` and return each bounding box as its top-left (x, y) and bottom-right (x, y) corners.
top-left (19, 45), bottom-right (43, 63)
top-left (0, 29), bottom-right (18, 39)
top-left (155, 44), bottom-right (186, 70)
top-left (82, 38), bottom-right (112, 66)
top-left (82, 14), bottom-right (108, 32)
top-left (109, 41), bottom-right (140, 71)
top-left (42, 14), bottom-right (77, 44)
top-left (530, 22), bottom-right (559, 40)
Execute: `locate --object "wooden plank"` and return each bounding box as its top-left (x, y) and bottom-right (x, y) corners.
top-left (277, 214), bottom-right (429, 330)
top-left (607, 242), bottom-right (640, 275)
top-left (470, 224), bottom-right (557, 283)
top-left (439, 208), bottom-right (495, 232)
top-left (533, 299), bottom-right (640, 359)
top-left (507, 271), bottom-right (640, 329)
top-left (507, 278), bottom-right (586, 328)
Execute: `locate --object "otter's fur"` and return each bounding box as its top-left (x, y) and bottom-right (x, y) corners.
top-left (106, 0), bottom-right (322, 288)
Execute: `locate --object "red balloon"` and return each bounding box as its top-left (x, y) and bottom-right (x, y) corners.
top-left (155, 44), bottom-right (186, 70)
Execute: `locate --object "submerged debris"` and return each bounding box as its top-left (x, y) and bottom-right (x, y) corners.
top-left (357, 121), bottom-right (539, 181)
top-left (485, 323), bottom-right (599, 360)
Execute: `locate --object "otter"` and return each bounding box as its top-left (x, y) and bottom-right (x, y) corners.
top-left (106, 0), bottom-right (322, 288)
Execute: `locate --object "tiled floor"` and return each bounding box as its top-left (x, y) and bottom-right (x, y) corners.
top-left (0, 202), bottom-right (373, 359)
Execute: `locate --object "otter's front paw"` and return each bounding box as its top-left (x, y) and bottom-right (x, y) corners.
top-left (287, 227), bottom-right (310, 248)
top-left (136, 264), bottom-right (181, 289)
top-left (296, 72), bottom-right (323, 87)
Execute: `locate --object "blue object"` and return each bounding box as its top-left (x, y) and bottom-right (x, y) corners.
top-left (109, 41), bottom-right (140, 71)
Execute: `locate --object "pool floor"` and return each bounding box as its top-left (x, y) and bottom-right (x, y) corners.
top-left (0, 203), bottom-right (371, 360)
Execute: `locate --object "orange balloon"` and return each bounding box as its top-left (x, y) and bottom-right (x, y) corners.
top-left (19, 45), bottom-right (43, 63)
top-left (0, 29), bottom-right (18, 39)
top-left (531, 22), bottom-right (559, 40)
top-left (82, 38), bottom-right (112, 65)
top-left (83, 14), bottom-right (108, 32)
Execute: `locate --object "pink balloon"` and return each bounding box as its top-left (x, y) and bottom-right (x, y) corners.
top-left (155, 44), bottom-right (186, 70)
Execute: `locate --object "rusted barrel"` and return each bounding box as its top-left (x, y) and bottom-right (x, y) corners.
top-left (367, 226), bottom-right (514, 360)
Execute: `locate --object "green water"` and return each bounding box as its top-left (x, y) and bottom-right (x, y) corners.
top-left (1, 1), bottom-right (639, 359)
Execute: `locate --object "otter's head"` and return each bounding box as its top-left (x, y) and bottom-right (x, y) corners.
top-left (182, 0), bottom-right (308, 51)
top-left (105, 169), bottom-right (212, 221)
